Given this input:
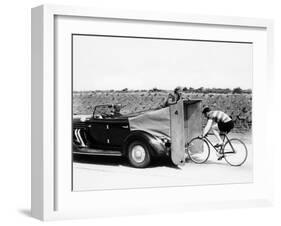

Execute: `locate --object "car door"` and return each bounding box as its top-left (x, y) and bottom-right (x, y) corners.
top-left (107, 119), bottom-right (130, 148)
top-left (87, 119), bottom-right (108, 148)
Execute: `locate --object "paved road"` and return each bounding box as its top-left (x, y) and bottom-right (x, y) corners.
top-left (73, 132), bottom-right (252, 191)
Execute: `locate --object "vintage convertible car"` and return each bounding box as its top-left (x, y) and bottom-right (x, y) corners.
top-left (73, 104), bottom-right (172, 168)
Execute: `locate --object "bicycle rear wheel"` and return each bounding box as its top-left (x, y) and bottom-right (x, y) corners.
top-left (186, 137), bottom-right (210, 164)
top-left (223, 138), bottom-right (248, 166)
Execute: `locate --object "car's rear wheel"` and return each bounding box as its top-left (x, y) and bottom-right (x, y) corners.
top-left (127, 141), bottom-right (151, 168)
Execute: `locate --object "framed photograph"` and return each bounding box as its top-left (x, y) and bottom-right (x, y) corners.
top-left (31, 4), bottom-right (274, 221)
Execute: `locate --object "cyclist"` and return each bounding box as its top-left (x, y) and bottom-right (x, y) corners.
top-left (201, 107), bottom-right (234, 158)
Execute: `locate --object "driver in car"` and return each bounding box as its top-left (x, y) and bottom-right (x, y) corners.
top-left (108, 104), bottom-right (122, 117)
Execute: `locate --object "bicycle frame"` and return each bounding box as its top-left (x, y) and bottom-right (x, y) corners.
top-left (203, 133), bottom-right (235, 155)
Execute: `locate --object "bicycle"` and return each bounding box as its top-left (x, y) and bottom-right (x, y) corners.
top-left (186, 132), bottom-right (248, 166)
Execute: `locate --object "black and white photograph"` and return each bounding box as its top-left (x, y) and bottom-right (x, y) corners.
top-left (72, 34), bottom-right (253, 191)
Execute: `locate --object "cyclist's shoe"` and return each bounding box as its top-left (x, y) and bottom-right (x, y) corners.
top-left (214, 143), bottom-right (223, 148)
top-left (216, 151), bottom-right (223, 160)
top-left (184, 152), bottom-right (189, 162)
top-left (217, 155), bottom-right (224, 161)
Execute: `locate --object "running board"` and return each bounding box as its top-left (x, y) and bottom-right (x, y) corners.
top-left (73, 148), bottom-right (122, 156)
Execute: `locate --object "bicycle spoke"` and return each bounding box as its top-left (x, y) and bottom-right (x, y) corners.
top-left (187, 138), bottom-right (210, 164)
top-left (223, 138), bottom-right (248, 166)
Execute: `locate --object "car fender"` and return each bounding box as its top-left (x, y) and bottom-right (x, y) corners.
top-left (123, 130), bottom-right (168, 157)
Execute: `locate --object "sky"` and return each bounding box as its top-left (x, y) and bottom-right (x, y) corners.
top-left (73, 35), bottom-right (253, 91)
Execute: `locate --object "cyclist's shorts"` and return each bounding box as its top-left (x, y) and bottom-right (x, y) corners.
top-left (218, 120), bottom-right (234, 133)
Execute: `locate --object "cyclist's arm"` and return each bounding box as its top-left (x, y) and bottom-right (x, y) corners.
top-left (202, 119), bottom-right (213, 137)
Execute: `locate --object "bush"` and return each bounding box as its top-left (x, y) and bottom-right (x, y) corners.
top-left (150, 87), bottom-right (162, 92)
top-left (232, 87), bottom-right (243, 94)
top-left (121, 88), bottom-right (128, 92)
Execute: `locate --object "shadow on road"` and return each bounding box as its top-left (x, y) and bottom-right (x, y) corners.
top-left (204, 160), bottom-right (228, 166)
top-left (18, 209), bottom-right (31, 218)
top-left (185, 158), bottom-right (228, 166)
top-left (73, 154), bottom-right (126, 166)
top-left (73, 154), bottom-right (178, 169)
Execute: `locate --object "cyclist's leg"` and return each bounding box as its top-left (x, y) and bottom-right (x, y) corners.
top-left (211, 123), bottom-right (224, 160)
top-left (221, 120), bottom-right (234, 134)
top-left (211, 123), bottom-right (223, 145)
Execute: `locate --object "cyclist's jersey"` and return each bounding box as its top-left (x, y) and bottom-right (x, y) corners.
top-left (207, 110), bottom-right (231, 123)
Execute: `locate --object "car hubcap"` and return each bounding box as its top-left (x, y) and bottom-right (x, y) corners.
top-left (131, 145), bottom-right (146, 163)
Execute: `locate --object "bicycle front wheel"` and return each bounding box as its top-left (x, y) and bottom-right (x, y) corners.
top-left (223, 138), bottom-right (248, 166)
top-left (186, 137), bottom-right (210, 164)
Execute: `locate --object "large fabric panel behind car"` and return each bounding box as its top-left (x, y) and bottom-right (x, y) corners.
top-left (128, 107), bottom-right (170, 138)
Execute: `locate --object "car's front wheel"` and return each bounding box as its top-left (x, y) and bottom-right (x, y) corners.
top-left (127, 141), bottom-right (151, 168)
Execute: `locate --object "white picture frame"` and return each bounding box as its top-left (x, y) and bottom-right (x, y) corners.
top-left (31, 4), bottom-right (274, 221)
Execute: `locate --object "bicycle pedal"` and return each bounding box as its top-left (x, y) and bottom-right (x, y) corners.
top-left (217, 155), bottom-right (224, 161)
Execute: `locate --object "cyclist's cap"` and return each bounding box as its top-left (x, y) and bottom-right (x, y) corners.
top-left (202, 107), bottom-right (211, 114)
